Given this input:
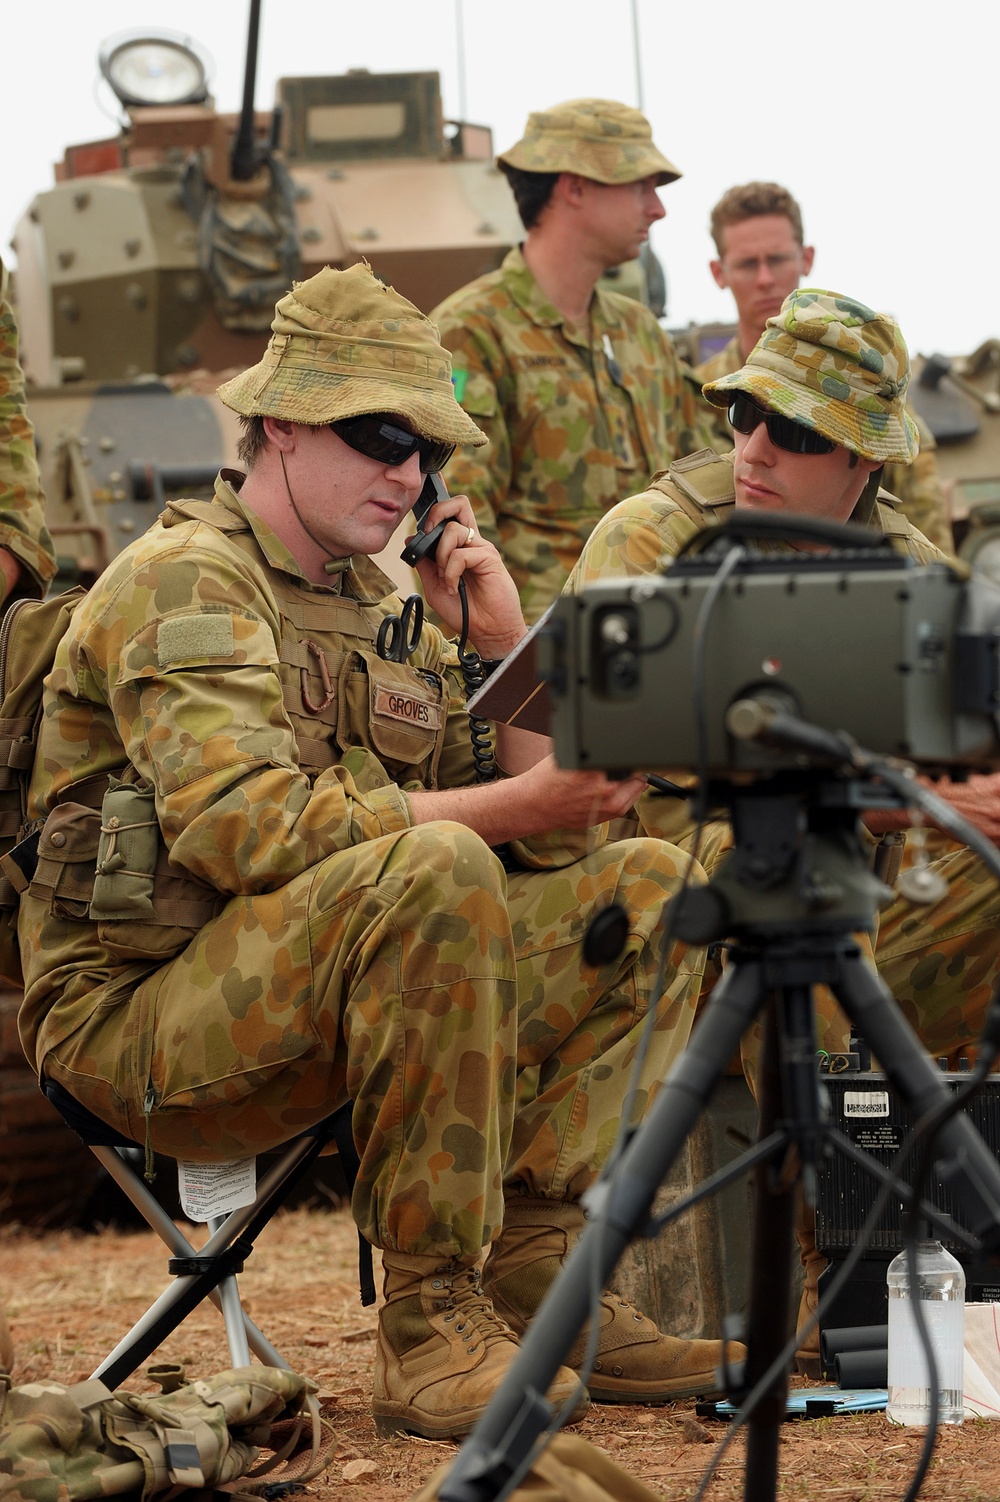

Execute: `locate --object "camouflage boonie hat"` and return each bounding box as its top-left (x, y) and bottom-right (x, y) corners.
top-left (497, 99), bottom-right (680, 186)
top-left (702, 288), bottom-right (919, 464)
top-left (217, 262), bottom-right (487, 447)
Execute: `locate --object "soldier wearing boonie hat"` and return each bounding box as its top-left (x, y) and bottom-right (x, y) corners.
top-left (496, 97), bottom-right (680, 186)
top-left (217, 261), bottom-right (486, 449)
top-left (19, 259), bottom-right (732, 1439)
top-left (568, 285), bottom-right (1000, 1384)
top-left (431, 99), bottom-right (717, 625)
top-left (701, 287), bottom-right (919, 468)
top-left (567, 287), bottom-right (943, 602)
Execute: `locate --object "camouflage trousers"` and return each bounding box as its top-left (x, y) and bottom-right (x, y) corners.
top-left (33, 822), bottom-right (704, 1260)
top-left (637, 791), bottom-right (1000, 1083)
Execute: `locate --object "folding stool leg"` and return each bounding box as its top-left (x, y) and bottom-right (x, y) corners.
top-left (208, 1214), bottom-right (252, 1367)
top-left (88, 1144), bottom-right (288, 1370)
top-left (89, 1134), bottom-right (326, 1386)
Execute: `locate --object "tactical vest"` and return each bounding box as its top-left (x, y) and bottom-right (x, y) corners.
top-left (25, 499), bottom-right (454, 969)
top-left (162, 499), bottom-right (452, 787)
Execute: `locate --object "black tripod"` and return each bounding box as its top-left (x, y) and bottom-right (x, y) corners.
top-left (439, 767), bottom-right (1000, 1502)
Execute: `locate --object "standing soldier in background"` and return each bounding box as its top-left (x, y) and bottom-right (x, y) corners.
top-left (0, 260), bottom-right (56, 603)
top-left (696, 182), bottom-right (954, 554)
top-left (432, 100), bottom-right (717, 623)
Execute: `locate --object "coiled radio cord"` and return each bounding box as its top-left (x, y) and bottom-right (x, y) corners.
top-left (456, 577), bottom-right (498, 784)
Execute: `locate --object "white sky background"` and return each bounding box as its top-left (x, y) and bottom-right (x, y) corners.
top-left (3, 0), bottom-right (997, 356)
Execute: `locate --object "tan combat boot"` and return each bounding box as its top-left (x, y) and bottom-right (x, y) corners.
top-left (483, 1198), bottom-right (745, 1405)
top-left (794, 1202), bottom-right (827, 1379)
top-left (372, 1251), bottom-right (586, 1439)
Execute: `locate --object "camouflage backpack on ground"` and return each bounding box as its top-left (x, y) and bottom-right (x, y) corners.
top-left (0, 1364), bottom-right (331, 1500)
top-left (0, 587), bottom-right (85, 987)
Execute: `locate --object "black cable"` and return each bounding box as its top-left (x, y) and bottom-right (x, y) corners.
top-left (456, 577), bottom-right (498, 784)
top-left (539, 546), bottom-right (749, 1450)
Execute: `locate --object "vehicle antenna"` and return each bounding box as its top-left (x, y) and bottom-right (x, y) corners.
top-left (455, 0), bottom-right (468, 123)
top-left (231, 0), bottom-right (263, 182)
top-left (630, 0), bottom-right (644, 110)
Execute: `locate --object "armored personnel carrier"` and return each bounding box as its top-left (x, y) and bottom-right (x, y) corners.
top-left (12, 19), bottom-right (522, 592)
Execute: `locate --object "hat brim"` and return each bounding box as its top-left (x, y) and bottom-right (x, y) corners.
top-left (217, 361), bottom-right (488, 448)
top-left (702, 367), bottom-right (919, 465)
top-left (497, 141), bottom-right (680, 187)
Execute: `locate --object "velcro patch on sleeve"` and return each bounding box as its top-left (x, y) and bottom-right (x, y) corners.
top-left (157, 613), bottom-right (235, 667)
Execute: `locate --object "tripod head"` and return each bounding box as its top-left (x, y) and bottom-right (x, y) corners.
top-left (669, 767), bottom-right (904, 945)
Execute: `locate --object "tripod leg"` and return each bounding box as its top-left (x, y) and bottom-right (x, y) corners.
top-left (439, 955), bottom-right (768, 1502)
top-left (744, 1002), bottom-right (793, 1502)
top-left (744, 984), bottom-right (818, 1502)
top-left (833, 949), bottom-right (1000, 1246)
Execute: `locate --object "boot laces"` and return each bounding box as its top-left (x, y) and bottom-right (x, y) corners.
top-left (431, 1264), bottom-right (513, 1345)
top-left (604, 1290), bottom-right (653, 1330)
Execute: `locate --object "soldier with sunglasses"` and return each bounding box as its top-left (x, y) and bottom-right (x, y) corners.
top-left (567, 285), bottom-right (1000, 1373)
top-left (17, 261), bottom-right (743, 1441)
top-left (568, 288), bottom-right (946, 585)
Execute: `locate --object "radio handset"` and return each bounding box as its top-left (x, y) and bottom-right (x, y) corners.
top-left (398, 473), bottom-right (498, 786)
top-left (401, 473), bottom-right (450, 567)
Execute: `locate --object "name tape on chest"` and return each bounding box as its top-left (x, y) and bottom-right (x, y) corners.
top-left (374, 684), bottom-right (442, 730)
top-left (511, 354), bottom-right (569, 370)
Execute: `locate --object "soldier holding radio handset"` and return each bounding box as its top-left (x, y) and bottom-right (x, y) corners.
top-left (19, 264), bottom-right (737, 1443)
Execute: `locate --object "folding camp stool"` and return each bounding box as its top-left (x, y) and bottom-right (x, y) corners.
top-left (43, 1079), bottom-right (374, 1389)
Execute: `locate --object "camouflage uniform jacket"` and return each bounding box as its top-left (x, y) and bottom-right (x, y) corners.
top-left (431, 247), bottom-right (718, 622)
top-left (566, 448), bottom-right (949, 592)
top-left (695, 334), bottom-right (954, 555)
top-left (0, 260), bottom-right (56, 599)
top-left (20, 471), bottom-right (497, 1048)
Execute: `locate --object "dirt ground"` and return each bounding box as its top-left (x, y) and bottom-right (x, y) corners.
top-left (4, 1204), bottom-right (1000, 1502)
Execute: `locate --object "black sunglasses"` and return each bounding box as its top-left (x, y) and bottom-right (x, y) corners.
top-left (329, 414), bottom-right (455, 475)
top-left (728, 393), bottom-right (836, 456)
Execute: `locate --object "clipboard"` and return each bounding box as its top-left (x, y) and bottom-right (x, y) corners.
top-left (466, 603), bottom-right (555, 735)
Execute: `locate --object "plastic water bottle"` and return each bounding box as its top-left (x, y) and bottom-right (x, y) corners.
top-left (887, 1238), bottom-right (965, 1425)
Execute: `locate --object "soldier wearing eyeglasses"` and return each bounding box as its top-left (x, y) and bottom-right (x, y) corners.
top-left (568, 286), bottom-right (1000, 1376)
top-left (696, 182), bottom-right (953, 554)
top-left (17, 262), bottom-right (744, 1441)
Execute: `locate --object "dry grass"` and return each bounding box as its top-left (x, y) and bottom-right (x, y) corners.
top-left (3, 1205), bottom-right (1000, 1502)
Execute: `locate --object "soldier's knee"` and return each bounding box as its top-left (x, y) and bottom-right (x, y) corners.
top-left (394, 821), bottom-right (506, 903)
top-left (608, 835), bottom-right (709, 894)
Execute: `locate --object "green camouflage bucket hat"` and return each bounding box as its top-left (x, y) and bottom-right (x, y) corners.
top-left (497, 98), bottom-right (680, 186)
top-left (217, 262), bottom-right (487, 447)
top-left (702, 289), bottom-right (919, 464)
